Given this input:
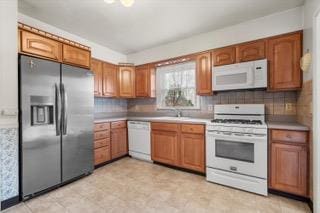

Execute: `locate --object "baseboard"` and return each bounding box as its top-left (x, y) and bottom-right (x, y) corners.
top-left (94, 154), bottom-right (129, 169)
top-left (1, 195), bottom-right (20, 210)
top-left (268, 189), bottom-right (312, 212)
top-left (153, 161), bottom-right (205, 176)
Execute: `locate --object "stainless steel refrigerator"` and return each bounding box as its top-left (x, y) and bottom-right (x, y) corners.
top-left (19, 55), bottom-right (94, 200)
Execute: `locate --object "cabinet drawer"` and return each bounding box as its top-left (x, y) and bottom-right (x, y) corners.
top-left (94, 138), bottom-right (110, 149)
top-left (181, 124), bottom-right (204, 134)
top-left (94, 146), bottom-right (110, 165)
top-left (271, 130), bottom-right (307, 144)
top-left (94, 122), bottom-right (110, 131)
top-left (151, 122), bottom-right (179, 132)
top-left (111, 121), bottom-right (127, 129)
top-left (94, 131), bottom-right (110, 140)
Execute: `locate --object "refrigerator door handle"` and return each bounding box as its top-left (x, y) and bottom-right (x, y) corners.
top-left (61, 83), bottom-right (68, 135)
top-left (55, 83), bottom-right (61, 136)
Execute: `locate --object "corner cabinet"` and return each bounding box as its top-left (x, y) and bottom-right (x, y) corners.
top-left (267, 32), bottom-right (302, 91)
top-left (135, 64), bottom-right (156, 98)
top-left (269, 129), bottom-right (309, 197)
top-left (196, 52), bottom-right (212, 95)
top-left (91, 58), bottom-right (103, 96)
top-left (118, 66), bottom-right (135, 98)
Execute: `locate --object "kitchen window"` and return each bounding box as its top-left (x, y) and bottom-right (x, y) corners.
top-left (156, 61), bottom-right (199, 109)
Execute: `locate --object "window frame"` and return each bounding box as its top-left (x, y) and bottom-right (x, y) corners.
top-left (156, 61), bottom-right (200, 110)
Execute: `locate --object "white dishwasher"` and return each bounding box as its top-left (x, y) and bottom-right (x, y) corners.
top-left (128, 121), bottom-right (151, 162)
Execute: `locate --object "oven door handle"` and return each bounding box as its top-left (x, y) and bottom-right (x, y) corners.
top-left (207, 132), bottom-right (265, 143)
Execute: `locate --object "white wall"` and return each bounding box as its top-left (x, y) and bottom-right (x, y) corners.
top-left (18, 13), bottom-right (127, 64)
top-left (0, 0), bottom-right (18, 128)
top-left (128, 7), bottom-right (303, 65)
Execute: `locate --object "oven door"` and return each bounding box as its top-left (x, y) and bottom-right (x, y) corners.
top-left (206, 131), bottom-right (267, 179)
top-left (213, 64), bottom-right (254, 91)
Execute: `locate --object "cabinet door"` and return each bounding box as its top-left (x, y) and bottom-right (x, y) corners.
top-left (196, 52), bottom-right (212, 95)
top-left (267, 32), bottom-right (302, 91)
top-left (102, 63), bottom-right (118, 97)
top-left (151, 130), bottom-right (178, 165)
top-left (236, 40), bottom-right (265, 62)
top-left (180, 133), bottom-right (205, 173)
top-left (135, 65), bottom-right (150, 97)
top-left (91, 59), bottom-right (103, 96)
top-left (119, 66), bottom-right (135, 98)
top-left (111, 128), bottom-right (128, 159)
top-left (20, 31), bottom-right (62, 61)
top-left (270, 143), bottom-right (307, 196)
top-left (62, 44), bottom-right (91, 68)
top-left (212, 46), bottom-right (236, 66)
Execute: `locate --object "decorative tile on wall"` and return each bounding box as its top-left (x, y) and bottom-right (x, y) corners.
top-left (0, 128), bottom-right (19, 201)
top-left (94, 98), bottom-right (128, 113)
top-left (127, 90), bottom-right (297, 120)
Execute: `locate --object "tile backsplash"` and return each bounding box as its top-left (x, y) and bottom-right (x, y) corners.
top-left (127, 90), bottom-right (297, 121)
top-left (95, 90), bottom-right (297, 121)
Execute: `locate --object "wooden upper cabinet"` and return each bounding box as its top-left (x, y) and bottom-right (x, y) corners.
top-left (267, 32), bottom-right (302, 91)
top-left (62, 44), bottom-right (91, 68)
top-left (118, 66), bottom-right (135, 98)
top-left (91, 58), bottom-right (103, 96)
top-left (20, 31), bottom-right (62, 61)
top-left (196, 52), bottom-right (212, 95)
top-left (212, 46), bottom-right (236, 66)
top-left (180, 133), bottom-right (205, 173)
top-left (270, 142), bottom-right (307, 196)
top-left (135, 64), bottom-right (155, 98)
top-left (236, 40), bottom-right (265, 62)
top-left (102, 63), bottom-right (118, 97)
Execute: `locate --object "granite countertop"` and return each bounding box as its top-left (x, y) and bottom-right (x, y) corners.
top-left (266, 121), bottom-right (309, 131)
top-left (94, 116), bottom-right (211, 124)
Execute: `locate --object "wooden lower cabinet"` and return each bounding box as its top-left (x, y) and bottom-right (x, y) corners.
top-left (111, 121), bottom-right (128, 159)
top-left (151, 130), bottom-right (179, 165)
top-left (269, 129), bottom-right (309, 197)
top-left (151, 122), bottom-right (205, 173)
top-left (94, 121), bottom-right (127, 166)
top-left (180, 133), bottom-right (205, 172)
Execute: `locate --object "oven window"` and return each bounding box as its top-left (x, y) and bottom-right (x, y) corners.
top-left (215, 140), bottom-right (254, 163)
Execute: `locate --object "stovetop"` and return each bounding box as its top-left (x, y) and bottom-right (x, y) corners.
top-left (211, 119), bottom-right (263, 125)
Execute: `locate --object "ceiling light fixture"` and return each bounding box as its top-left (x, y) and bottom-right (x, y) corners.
top-left (104, 0), bottom-right (134, 7)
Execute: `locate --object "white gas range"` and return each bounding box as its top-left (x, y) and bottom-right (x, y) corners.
top-left (206, 104), bottom-right (268, 196)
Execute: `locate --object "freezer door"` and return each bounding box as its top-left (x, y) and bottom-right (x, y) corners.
top-left (61, 64), bottom-right (94, 182)
top-left (20, 55), bottom-right (61, 198)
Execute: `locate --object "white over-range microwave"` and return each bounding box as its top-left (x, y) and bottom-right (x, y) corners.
top-left (212, 59), bottom-right (267, 91)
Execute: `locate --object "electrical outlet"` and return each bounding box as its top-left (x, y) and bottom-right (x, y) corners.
top-left (208, 104), bottom-right (213, 111)
top-left (285, 103), bottom-right (293, 112)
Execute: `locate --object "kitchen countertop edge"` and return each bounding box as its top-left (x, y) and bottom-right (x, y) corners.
top-left (266, 121), bottom-right (309, 131)
top-left (94, 117), bottom-right (211, 124)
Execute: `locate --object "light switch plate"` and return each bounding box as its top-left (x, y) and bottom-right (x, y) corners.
top-left (208, 104), bottom-right (213, 111)
top-left (285, 103), bottom-right (293, 112)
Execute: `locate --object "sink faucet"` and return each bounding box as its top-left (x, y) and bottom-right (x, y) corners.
top-left (172, 108), bottom-right (182, 117)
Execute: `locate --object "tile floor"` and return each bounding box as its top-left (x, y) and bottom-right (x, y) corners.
top-left (4, 157), bottom-right (311, 213)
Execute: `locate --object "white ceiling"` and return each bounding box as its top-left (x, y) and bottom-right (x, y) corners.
top-left (18, 0), bottom-right (304, 54)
